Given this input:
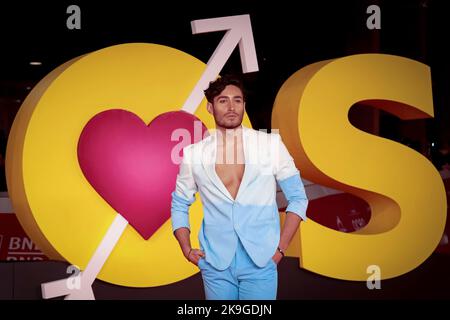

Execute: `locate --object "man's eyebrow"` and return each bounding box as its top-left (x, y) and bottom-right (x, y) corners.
top-left (216, 95), bottom-right (243, 99)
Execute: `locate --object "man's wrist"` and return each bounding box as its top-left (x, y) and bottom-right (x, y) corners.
top-left (186, 248), bottom-right (193, 261)
top-left (277, 246), bottom-right (285, 257)
top-left (182, 246), bottom-right (192, 259)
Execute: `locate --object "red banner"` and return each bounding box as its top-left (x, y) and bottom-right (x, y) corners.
top-left (0, 213), bottom-right (48, 261)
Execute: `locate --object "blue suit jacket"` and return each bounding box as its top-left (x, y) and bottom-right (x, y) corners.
top-left (171, 126), bottom-right (308, 270)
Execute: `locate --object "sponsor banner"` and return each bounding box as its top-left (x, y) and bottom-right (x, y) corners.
top-left (0, 213), bottom-right (48, 261)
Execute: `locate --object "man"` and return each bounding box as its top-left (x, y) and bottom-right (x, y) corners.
top-left (171, 75), bottom-right (308, 300)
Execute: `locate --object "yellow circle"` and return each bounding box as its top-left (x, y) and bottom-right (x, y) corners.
top-left (7, 43), bottom-right (251, 287)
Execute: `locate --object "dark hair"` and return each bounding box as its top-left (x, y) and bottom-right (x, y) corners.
top-left (204, 75), bottom-right (246, 103)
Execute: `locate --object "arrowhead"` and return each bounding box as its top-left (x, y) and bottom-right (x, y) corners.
top-left (183, 14), bottom-right (259, 113)
top-left (191, 14), bottom-right (258, 73)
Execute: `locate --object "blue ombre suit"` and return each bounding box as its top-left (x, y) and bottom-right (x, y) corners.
top-left (171, 125), bottom-right (308, 299)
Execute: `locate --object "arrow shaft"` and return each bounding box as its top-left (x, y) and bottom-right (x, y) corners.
top-left (83, 213), bottom-right (128, 283)
top-left (182, 29), bottom-right (241, 113)
top-left (41, 213), bottom-right (128, 299)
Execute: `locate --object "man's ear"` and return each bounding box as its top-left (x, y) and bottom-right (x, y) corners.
top-left (207, 102), bottom-right (213, 115)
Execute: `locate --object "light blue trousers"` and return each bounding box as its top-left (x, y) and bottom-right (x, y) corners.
top-left (198, 238), bottom-right (278, 300)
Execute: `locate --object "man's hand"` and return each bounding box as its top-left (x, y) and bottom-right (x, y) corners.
top-left (271, 250), bottom-right (283, 265)
top-left (174, 228), bottom-right (206, 265)
top-left (184, 247), bottom-right (206, 266)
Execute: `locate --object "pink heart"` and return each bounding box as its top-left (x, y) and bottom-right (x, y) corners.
top-left (77, 109), bottom-right (208, 240)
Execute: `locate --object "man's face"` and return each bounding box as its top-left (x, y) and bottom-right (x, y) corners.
top-left (207, 84), bottom-right (245, 129)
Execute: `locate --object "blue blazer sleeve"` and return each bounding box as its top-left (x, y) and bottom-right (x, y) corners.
top-left (274, 134), bottom-right (308, 221)
top-left (171, 146), bottom-right (198, 232)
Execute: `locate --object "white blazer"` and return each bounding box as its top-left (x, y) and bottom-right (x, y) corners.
top-left (171, 125), bottom-right (308, 270)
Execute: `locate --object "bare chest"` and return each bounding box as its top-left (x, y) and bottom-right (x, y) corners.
top-left (215, 142), bottom-right (245, 199)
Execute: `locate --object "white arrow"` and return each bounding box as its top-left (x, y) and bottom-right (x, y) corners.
top-left (182, 14), bottom-right (259, 114)
top-left (41, 214), bottom-right (128, 300)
